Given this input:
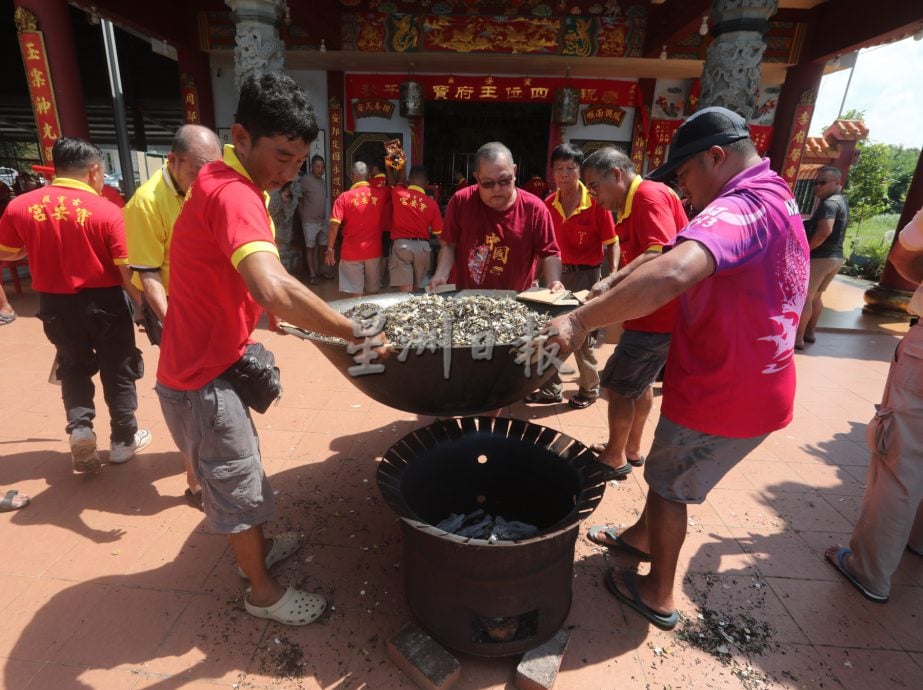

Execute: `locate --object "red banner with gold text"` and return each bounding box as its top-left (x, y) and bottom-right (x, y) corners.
top-left (781, 104), bottom-right (812, 189)
top-left (345, 74), bottom-right (640, 131)
top-left (18, 31), bottom-right (61, 165)
top-left (181, 87), bottom-right (201, 124)
top-left (328, 98), bottom-right (345, 199)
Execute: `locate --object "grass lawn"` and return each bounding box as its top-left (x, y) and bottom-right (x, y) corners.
top-left (843, 213), bottom-right (901, 258)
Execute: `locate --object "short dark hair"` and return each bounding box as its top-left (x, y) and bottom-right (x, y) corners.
top-left (551, 142), bottom-right (584, 167)
top-left (310, 154), bottom-right (324, 166)
top-left (725, 138), bottom-right (758, 158)
top-left (474, 142), bottom-right (514, 172)
top-left (582, 147), bottom-right (634, 177)
top-left (235, 73), bottom-right (318, 144)
top-left (52, 137), bottom-right (103, 174)
top-left (818, 164), bottom-right (842, 181)
top-left (408, 165), bottom-right (428, 183)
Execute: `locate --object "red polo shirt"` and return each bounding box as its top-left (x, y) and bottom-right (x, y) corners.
top-left (0, 177), bottom-right (127, 294)
top-left (616, 177), bottom-right (687, 333)
top-left (157, 145), bottom-right (279, 390)
top-left (545, 181), bottom-right (617, 266)
top-left (331, 181), bottom-right (386, 261)
top-left (391, 184), bottom-right (443, 240)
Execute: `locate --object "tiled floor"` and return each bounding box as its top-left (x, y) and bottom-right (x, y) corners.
top-left (1, 275), bottom-right (921, 689)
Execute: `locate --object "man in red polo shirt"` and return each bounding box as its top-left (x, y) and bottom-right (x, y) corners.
top-left (580, 147), bottom-right (687, 481)
top-left (326, 161), bottom-right (387, 295)
top-left (0, 138), bottom-right (150, 473)
top-left (157, 73), bottom-right (364, 627)
top-left (430, 141), bottom-right (563, 292)
top-left (388, 165), bottom-right (442, 292)
top-left (526, 143), bottom-right (618, 408)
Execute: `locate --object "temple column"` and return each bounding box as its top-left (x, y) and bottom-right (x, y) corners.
top-left (14, 0), bottom-right (89, 140)
top-left (224, 0), bottom-right (285, 92)
top-left (699, 0), bottom-right (778, 116)
top-left (863, 150), bottom-right (923, 315)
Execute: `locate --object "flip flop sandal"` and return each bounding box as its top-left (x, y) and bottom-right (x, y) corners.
top-left (605, 568), bottom-right (679, 630)
top-left (589, 443), bottom-right (645, 467)
top-left (803, 335), bottom-right (816, 343)
top-left (586, 525), bottom-right (651, 561)
top-left (238, 531), bottom-right (304, 578)
top-left (568, 394), bottom-right (597, 409)
top-left (591, 460), bottom-right (632, 481)
top-left (245, 586), bottom-right (326, 626)
top-left (0, 311), bottom-right (15, 325)
top-left (524, 392), bottom-right (563, 404)
top-left (826, 546), bottom-right (888, 603)
top-left (0, 489), bottom-right (30, 512)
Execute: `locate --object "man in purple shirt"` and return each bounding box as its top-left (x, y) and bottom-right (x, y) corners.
top-left (548, 107), bottom-right (809, 630)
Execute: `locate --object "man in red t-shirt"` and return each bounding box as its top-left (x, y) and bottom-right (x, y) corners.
top-left (157, 74), bottom-right (369, 627)
top-left (430, 141), bottom-right (563, 292)
top-left (388, 165), bottom-right (442, 292)
top-left (526, 143), bottom-right (617, 408)
top-left (579, 148), bottom-right (687, 481)
top-left (326, 161), bottom-right (387, 295)
top-left (0, 138), bottom-right (150, 473)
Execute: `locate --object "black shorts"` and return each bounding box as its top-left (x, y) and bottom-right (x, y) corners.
top-left (600, 330), bottom-right (671, 400)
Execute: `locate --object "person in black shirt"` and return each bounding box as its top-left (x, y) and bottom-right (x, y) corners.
top-left (796, 165), bottom-right (849, 349)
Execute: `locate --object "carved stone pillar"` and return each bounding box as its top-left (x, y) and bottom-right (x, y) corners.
top-left (225, 0), bottom-right (285, 91)
top-left (699, 0), bottom-right (778, 117)
top-left (269, 180), bottom-right (302, 273)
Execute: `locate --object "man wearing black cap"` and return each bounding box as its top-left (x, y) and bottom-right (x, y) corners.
top-left (547, 107), bottom-right (810, 630)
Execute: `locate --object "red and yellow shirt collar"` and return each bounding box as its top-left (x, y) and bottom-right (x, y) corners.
top-left (616, 174), bottom-right (643, 224)
top-left (408, 184), bottom-right (426, 194)
top-left (552, 180), bottom-right (593, 220)
top-left (223, 144), bottom-right (271, 208)
top-left (350, 181), bottom-right (371, 190)
top-left (50, 177), bottom-right (99, 195)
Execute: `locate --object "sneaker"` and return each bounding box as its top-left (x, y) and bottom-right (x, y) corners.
top-left (109, 429), bottom-right (152, 464)
top-left (70, 427), bottom-right (101, 474)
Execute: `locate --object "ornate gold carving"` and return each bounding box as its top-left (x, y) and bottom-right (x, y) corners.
top-left (14, 7), bottom-right (39, 32)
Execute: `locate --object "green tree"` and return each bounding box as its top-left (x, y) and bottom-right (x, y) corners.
top-left (886, 145), bottom-right (920, 214)
top-left (845, 140), bottom-right (891, 227)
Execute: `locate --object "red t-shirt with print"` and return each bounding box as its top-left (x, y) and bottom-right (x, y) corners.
top-left (331, 181), bottom-right (386, 261)
top-left (0, 178), bottom-right (127, 293)
top-left (391, 184), bottom-right (443, 240)
top-left (438, 185), bottom-right (559, 291)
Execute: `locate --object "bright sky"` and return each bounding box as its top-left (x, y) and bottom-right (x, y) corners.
top-left (809, 36), bottom-right (923, 149)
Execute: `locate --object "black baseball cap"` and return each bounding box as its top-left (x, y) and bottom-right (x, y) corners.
top-left (647, 106), bottom-right (750, 182)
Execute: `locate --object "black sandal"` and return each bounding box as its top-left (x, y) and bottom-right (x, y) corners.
top-left (568, 394), bottom-right (597, 409)
top-left (524, 392), bottom-right (563, 404)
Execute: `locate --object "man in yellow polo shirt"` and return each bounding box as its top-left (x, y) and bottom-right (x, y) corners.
top-left (125, 125), bottom-right (221, 345)
top-left (125, 124), bottom-right (221, 505)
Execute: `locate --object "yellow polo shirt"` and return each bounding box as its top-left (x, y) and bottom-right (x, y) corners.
top-left (125, 165), bottom-right (185, 292)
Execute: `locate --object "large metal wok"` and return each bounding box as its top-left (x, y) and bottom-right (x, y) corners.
top-left (281, 290), bottom-right (577, 417)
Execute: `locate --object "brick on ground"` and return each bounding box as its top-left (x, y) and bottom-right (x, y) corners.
top-left (515, 628), bottom-right (570, 690)
top-left (387, 623), bottom-right (461, 690)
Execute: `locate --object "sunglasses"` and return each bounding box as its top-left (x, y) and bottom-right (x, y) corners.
top-left (478, 177), bottom-right (515, 190)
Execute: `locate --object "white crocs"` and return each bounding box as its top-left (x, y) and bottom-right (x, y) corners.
top-left (245, 586), bottom-right (326, 626)
top-left (238, 531), bottom-right (304, 579)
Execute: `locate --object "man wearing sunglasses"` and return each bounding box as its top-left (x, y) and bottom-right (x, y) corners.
top-left (429, 141), bottom-right (563, 292)
top-left (796, 166), bottom-right (849, 349)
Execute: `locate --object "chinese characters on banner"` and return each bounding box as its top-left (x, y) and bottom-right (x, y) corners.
top-left (18, 31), bottom-right (61, 165)
top-left (328, 98), bottom-right (345, 199)
top-left (180, 86), bottom-right (200, 124)
top-left (647, 119), bottom-right (683, 170)
top-left (353, 99), bottom-right (395, 120)
top-left (748, 124), bottom-right (774, 157)
top-left (781, 103), bottom-right (813, 189)
top-left (344, 74), bottom-right (639, 131)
